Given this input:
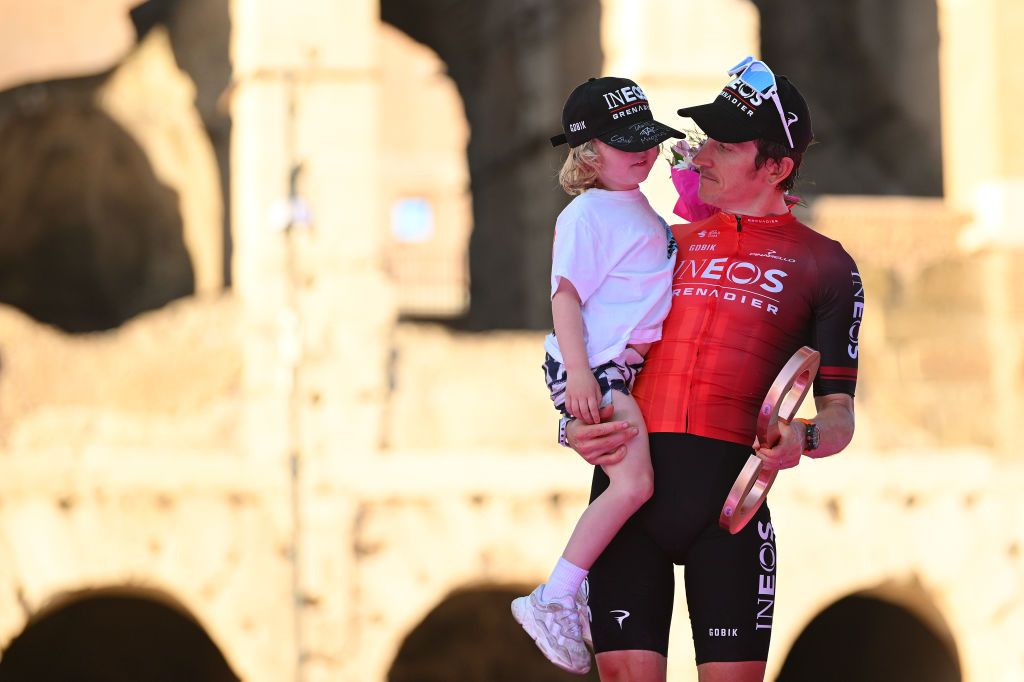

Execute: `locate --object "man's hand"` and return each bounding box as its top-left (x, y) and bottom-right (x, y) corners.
top-left (755, 419), bottom-right (805, 471)
top-left (755, 393), bottom-right (856, 470)
top-left (565, 404), bottom-right (638, 467)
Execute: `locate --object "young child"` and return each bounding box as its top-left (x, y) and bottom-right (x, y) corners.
top-left (511, 77), bottom-right (683, 674)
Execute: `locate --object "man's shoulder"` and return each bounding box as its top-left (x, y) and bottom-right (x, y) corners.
top-left (793, 219), bottom-right (858, 266)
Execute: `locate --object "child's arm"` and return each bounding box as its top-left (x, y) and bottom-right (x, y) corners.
top-left (552, 278), bottom-right (603, 425)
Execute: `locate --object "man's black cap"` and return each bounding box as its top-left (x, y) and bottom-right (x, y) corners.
top-left (677, 74), bottom-right (812, 153)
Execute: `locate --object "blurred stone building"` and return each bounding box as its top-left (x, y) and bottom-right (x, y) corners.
top-left (0, 0), bottom-right (1021, 681)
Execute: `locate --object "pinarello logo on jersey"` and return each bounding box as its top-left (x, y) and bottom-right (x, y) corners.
top-left (748, 249), bottom-right (797, 264)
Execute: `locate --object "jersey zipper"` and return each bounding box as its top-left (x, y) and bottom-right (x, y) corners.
top-left (735, 214), bottom-right (744, 258)
top-left (682, 217), bottom-right (735, 433)
top-left (684, 296), bottom-right (714, 434)
top-left (688, 214), bottom-right (744, 435)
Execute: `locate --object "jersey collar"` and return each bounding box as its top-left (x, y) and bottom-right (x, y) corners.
top-left (715, 210), bottom-right (797, 229)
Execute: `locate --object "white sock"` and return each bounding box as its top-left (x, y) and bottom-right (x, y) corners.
top-left (542, 557), bottom-right (588, 602)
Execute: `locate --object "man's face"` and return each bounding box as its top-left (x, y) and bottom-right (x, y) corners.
top-left (691, 138), bottom-right (769, 212)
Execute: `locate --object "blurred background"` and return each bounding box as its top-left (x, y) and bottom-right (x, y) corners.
top-left (0, 0), bottom-right (1022, 680)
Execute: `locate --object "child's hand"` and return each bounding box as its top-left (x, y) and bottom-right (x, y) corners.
top-left (565, 372), bottom-right (604, 425)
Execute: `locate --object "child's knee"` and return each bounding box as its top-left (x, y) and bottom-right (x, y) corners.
top-left (612, 468), bottom-right (653, 510)
top-left (632, 469), bottom-right (654, 505)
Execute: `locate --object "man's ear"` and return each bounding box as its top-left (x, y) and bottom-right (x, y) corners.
top-left (764, 156), bottom-right (795, 186)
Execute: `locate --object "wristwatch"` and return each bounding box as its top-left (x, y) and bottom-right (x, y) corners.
top-left (558, 415), bottom-right (575, 447)
top-left (795, 418), bottom-right (819, 454)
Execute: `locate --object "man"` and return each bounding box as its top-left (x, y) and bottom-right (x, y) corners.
top-left (561, 58), bottom-right (864, 682)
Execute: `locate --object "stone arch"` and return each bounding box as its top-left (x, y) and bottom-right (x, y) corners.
top-left (146, 0), bottom-right (234, 288)
top-left (381, 0), bottom-right (603, 329)
top-left (387, 584), bottom-right (599, 681)
top-left (776, 587), bottom-right (961, 681)
top-left (752, 0), bottom-right (943, 197)
top-left (377, 22), bottom-right (472, 319)
top-left (0, 586), bottom-right (240, 681)
top-left (0, 0), bottom-right (233, 334)
top-left (0, 91), bottom-right (194, 333)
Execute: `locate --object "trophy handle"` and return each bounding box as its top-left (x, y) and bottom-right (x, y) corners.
top-left (719, 346), bottom-right (821, 534)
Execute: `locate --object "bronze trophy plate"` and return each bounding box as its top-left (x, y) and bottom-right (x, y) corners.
top-left (719, 346), bottom-right (821, 534)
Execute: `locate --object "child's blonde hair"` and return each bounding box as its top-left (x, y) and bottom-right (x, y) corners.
top-left (558, 140), bottom-right (602, 195)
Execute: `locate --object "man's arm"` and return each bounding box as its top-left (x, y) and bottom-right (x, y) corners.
top-left (804, 393), bottom-right (856, 458)
top-left (757, 246), bottom-right (863, 471)
top-left (755, 392), bottom-right (855, 471)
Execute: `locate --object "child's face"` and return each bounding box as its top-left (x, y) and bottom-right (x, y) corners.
top-left (594, 140), bottom-right (659, 191)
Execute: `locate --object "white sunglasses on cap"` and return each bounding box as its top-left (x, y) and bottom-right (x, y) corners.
top-left (727, 56), bottom-right (794, 149)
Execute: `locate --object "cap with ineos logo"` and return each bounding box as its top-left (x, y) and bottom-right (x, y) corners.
top-left (678, 75), bottom-right (813, 153)
top-left (551, 76), bottom-right (684, 152)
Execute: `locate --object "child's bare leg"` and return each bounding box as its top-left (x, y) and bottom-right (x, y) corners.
top-left (561, 389), bottom-right (652, 570)
top-left (511, 392), bottom-right (648, 671)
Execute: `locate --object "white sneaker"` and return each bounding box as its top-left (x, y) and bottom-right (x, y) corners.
top-left (511, 584), bottom-right (591, 674)
top-left (576, 580), bottom-right (593, 651)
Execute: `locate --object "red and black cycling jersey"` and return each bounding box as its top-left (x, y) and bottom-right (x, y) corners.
top-left (632, 210), bottom-right (863, 446)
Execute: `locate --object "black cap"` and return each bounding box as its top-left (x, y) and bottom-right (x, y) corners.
top-left (677, 74), bottom-right (813, 153)
top-left (551, 77), bottom-right (684, 151)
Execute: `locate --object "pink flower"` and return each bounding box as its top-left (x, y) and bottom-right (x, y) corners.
top-left (670, 166), bottom-right (717, 222)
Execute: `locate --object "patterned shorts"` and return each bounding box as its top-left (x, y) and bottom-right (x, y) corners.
top-left (543, 346), bottom-right (646, 417)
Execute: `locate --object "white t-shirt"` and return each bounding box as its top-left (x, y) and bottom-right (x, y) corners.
top-left (543, 187), bottom-right (674, 367)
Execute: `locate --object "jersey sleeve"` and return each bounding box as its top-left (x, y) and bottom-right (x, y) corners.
top-left (550, 213), bottom-right (612, 305)
top-left (810, 245), bottom-right (863, 397)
